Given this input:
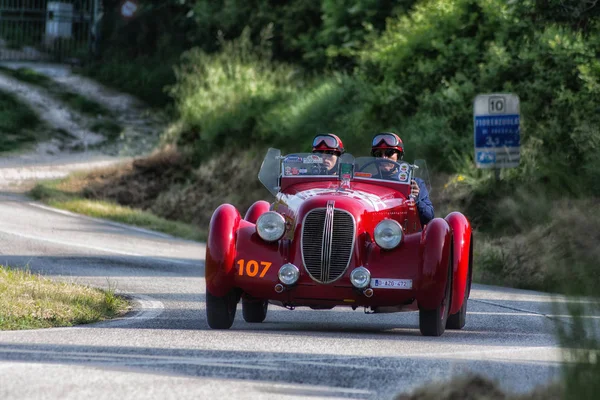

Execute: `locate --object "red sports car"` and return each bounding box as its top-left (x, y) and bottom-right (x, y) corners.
top-left (205, 149), bottom-right (473, 336)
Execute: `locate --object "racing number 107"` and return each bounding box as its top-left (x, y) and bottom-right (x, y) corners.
top-left (237, 259), bottom-right (272, 278)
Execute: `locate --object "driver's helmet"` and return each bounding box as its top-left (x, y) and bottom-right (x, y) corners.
top-left (312, 133), bottom-right (345, 156)
top-left (371, 132), bottom-right (404, 159)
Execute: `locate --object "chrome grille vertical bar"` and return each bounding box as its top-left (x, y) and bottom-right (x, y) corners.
top-left (321, 201), bottom-right (335, 281)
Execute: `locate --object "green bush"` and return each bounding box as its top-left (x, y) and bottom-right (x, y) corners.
top-left (168, 28), bottom-right (384, 164)
top-left (81, 55), bottom-right (176, 107)
top-left (89, 0), bottom-right (405, 101)
top-left (358, 0), bottom-right (600, 184)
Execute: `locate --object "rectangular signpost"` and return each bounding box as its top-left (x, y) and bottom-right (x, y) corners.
top-left (474, 94), bottom-right (520, 170)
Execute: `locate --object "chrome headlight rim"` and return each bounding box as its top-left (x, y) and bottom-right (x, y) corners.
top-left (278, 263), bottom-right (300, 285)
top-left (374, 219), bottom-right (403, 250)
top-left (256, 211), bottom-right (286, 242)
top-left (350, 266), bottom-right (371, 289)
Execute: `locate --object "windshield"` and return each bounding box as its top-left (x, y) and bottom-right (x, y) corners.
top-left (281, 153), bottom-right (335, 177)
top-left (353, 157), bottom-right (413, 184)
top-left (258, 149), bottom-right (427, 195)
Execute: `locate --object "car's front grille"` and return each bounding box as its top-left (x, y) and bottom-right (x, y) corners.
top-left (301, 201), bottom-right (355, 283)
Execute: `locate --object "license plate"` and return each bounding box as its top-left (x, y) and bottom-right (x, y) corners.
top-left (371, 278), bottom-right (413, 289)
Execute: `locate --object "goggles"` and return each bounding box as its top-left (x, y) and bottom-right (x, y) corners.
top-left (372, 133), bottom-right (401, 148)
top-left (373, 149), bottom-right (399, 158)
top-left (313, 150), bottom-right (338, 156)
top-left (313, 135), bottom-right (341, 150)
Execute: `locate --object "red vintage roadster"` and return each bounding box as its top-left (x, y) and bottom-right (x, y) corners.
top-left (205, 149), bottom-right (473, 336)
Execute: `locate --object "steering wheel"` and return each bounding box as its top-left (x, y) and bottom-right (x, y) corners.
top-left (309, 164), bottom-right (327, 175)
top-left (357, 159), bottom-right (404, 179)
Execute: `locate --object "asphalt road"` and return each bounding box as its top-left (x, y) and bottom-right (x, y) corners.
top-left (0, 192), bottom-right (583, 399)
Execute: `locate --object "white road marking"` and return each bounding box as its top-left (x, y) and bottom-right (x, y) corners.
top-left (28, 202), bottom-right (175, 239)
top-left (468, 311), bottom-right (600, 319)
top-left (0, 228), bottom-right (198, 266)
top-left (92, 294), bottom-right (164, 327)
top-left (414, 345), bottom-right (562, 361)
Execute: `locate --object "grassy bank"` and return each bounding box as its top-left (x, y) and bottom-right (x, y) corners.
top-left (0, 265), bottom-right (130, 330)
top-left (0, 67), bottom-right (123, 140)
top-left (0, 90), bottom-right (44, 153)
top-left (29, 167), bottom-right (205, 242)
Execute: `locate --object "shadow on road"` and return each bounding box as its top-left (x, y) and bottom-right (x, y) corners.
top-left (0, 255), bottom-right (204, 277)
top-left (0, 342), bottom-right (561, 398)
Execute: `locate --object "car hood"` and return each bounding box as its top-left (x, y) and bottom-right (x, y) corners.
top-left (281, 182), bottom-right (406, 214)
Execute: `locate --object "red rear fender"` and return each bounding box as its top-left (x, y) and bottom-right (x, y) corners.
top-left (417, 218), bottom-right (451, 310)
top-left (206, 204), bottom-right (241, 297)
top-left (445, 212), bottom-right (472, 314)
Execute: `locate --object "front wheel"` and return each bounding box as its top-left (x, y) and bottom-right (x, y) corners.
top-left (419, 240), bottom-right (453, 336)
top-left (447, 234), bottom-right (473, 330)
top-left (446, 296), bottom-right (467, 329)
top-left (206, 289), bottom-right (237, 329)
top-left (242, 299), bottom-right (268, 323)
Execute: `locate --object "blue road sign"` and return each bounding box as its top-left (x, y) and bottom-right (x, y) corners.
top-left (474, 115), bottom-right (520, 148)
top-left (473, 94), bottom-right (520, 169)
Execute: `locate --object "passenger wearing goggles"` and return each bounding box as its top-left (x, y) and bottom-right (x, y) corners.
top-left (311, 133), bottom-right (345, 175)
top-left (371, 132), bottom-right (434, 226)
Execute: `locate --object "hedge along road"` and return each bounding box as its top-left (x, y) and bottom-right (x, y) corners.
top-left (0, 191), bottom-right (584, 399)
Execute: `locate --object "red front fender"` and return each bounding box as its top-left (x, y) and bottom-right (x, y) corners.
top-left (244, 200), bottom-right (271, 224)
top-left (206, 204), bottom-right (241, 297)
top-left (417, 218), bottom-right (452, 310)
top-left (445, 212), bottom-right (472, 315)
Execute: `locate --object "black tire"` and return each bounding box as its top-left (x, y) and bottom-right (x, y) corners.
top-left (242, 299), bottom-right (268, 323)
top-left (447, 235), bottom-right (472, 330)
top-left (206, 289), bottom-right (237, 329)
top-left (419, 239), bottom-right (453, 336)
top-left (446, 295), bottom-right (467, 329)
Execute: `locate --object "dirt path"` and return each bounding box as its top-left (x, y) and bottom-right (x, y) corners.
top-left (0, 62), bottom-right (166, 191)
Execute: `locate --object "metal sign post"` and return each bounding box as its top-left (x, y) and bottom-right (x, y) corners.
top-left (473, 94), bottom-right (521, 177)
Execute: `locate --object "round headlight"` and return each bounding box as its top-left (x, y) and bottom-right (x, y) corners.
top-left (350, 267), bottom-right (371, 289)
top-left (278, 263), bottom-right (300, 285)
top-left (374, 219), bottom-right (403, 249)
top-left (256, 212), bottom-right (286, 242)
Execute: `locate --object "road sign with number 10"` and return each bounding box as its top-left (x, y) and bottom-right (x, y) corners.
top-left (474, 94), bottom-right (520, 169)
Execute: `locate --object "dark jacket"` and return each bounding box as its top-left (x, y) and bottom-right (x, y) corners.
top-left (414, 177), bottom-right (434, 226)
top-left (380, 167), bottom-right (434, 226)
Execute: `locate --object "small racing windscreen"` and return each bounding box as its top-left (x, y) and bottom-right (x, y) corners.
top-left (413, 159), bottom-right (431, 193)
top-left (258, 148), bottom-right (281, 196)
top-left (281, 153), bottom-right (342, 177)
top-left (353, 157), bottom-right (413, 184)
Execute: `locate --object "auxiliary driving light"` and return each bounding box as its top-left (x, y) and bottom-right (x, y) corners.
top-left (374, 219), bottom-right (403, 249)
top-left (350, 267), bottom-right (371, 289)
top-left (256, 211), bottom-right (286, 242)
top-left (278, 263), bottom-right (300, 285)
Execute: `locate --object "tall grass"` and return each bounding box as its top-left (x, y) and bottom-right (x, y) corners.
top-left (167, 27), bottom-right (385, 167)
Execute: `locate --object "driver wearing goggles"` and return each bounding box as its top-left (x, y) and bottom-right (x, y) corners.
top-left (371, 132), bottom-right (434, 226)
top-left (312, 134), bottom-right (345, 174)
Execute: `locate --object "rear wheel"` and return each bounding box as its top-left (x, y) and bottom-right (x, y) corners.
top-left (419, 240), bottom-right (453, 336)
top-left (242, 299), bottom-right (268, 323)
top-left (206, 289), bottom-right (237, 329)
